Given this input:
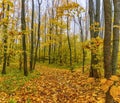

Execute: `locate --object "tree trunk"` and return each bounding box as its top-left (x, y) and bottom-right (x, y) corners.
top-left (59, 17), bottom-right (63, 65)
top-left (104, 0), bottom-right (114, 102)
top-left (33, 0), bottom-right (42, 70)
top-left (49, 30), bottom-right (51, 64)
top-left (104, 0), bottom-right (112, 79)
top-left (30, 0), bottom-right (34, 71)
top-left (19, 53), bottom-right (22, 71)
top-left (100, 0), bottom-right (105, 38)
top-left (2, 3), bottom-right (9, 74)
top-left (21, 0), bottom-right (28, 76)
top-left (73, 17), bottom-right (77, 62)
top-left (89, 0), bottom-right (100, 78)
top-left (67, 0), bottom-right (72, 66)
top-left (85, 0), bottom-right (89, 40)
top-left (78, 16), bottom-right (85, 73)
top-left (112, 0), bottom-right (120, 75)
top-left (105, 86), bottom-right (115, 103)
top-left (43, 12), bottom-right (47, 63)
top-left (48, 0), bottom-right (54, 64)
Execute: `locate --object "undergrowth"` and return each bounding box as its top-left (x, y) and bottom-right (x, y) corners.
top-left (0, 65), bottom-right (40, 94)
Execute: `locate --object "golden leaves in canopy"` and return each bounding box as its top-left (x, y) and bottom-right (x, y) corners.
top-left (49, 18), bottom-right (67, 29)
top-left (56, 2), bottom-right (84, 17)
top-left (0, 0), bottom-right (13, 7)
top-left (90, 22), bottom-right (104, 32)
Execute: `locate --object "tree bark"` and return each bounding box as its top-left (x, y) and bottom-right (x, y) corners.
top-left (104, 0), bottom-right (114, 102)
top-left (2, 3), bottom-right (9, 74)
top-left (112, 0), bottom-right (120, 75)
top-left (78, 17), bottom-right (85, 73)
top-left (21, 0), bottom-right (28, 76)
top-left (104, 0), bottom-right (112, 79)
top-left (43, 12), bottom-right (47, 63)
top-left (33, 0), bottom-right (42, 70)
top-left (89, 0), bottom-right (100, 78)
top-left (30, 0), bottom-right (34, 71)
top-left (73, 17), bottom-right (77, 62)
top-left (67, 0), bottom-right (72, 66)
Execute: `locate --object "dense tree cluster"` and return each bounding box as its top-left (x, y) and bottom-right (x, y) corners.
top-left (0, 0), bottom-right (120, 102)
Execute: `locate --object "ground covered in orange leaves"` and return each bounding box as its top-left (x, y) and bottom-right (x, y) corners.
top-left (0, 66), bottom-right (109, 103)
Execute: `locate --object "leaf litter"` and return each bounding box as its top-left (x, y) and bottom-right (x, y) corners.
top-left (1, 67), bottom-right (120, 103)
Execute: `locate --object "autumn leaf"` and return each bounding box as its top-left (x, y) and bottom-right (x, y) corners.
top-left (100, 78), bottom-right (107, 84)
top-left (101, 80), bottom-right (114, 93)
top-left (87, 77), bottom-right (95, 83)
top-left (110, 75), bottom-right (119, 81)
top-left (110, 86), bottom-right (120, 98)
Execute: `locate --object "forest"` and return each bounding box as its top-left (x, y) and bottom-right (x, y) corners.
top-left (0, 0), bottom-right (120, 103)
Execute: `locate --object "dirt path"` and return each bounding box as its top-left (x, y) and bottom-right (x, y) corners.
top-left (1, 66), bottom-right (105, 103)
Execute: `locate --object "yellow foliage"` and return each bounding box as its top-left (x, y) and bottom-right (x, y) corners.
top-left (110, 75), bottom-right (119, 81)
top-left (87, 77), bottom-right (95, 83)
top-left (90, 22), bottom-right (103, 32)
top-left (101, 84), bottom-right (109, 93)
top-left (101, 80), bottom-right (114, 93)
top-left (113, 25), bottom-right (120, 29)
top-left (96, 98), bottom-right (105, 103)
top-left (100, 78), bottom-right (107, 84)
top-left (110, 86), bottom-right (120, 97)
top-left (56, 2), bottom-right (84, 18)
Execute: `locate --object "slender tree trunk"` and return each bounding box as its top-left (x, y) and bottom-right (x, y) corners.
top-left (19, 52), bottom-right (22, 71)
top-left (30, 0), bottom-right (34, 71)
top-left (43, 12), bottom-right (47, 63)
top-left (89, 0), bottom-right (100, 78)
top-left (49, 26), bottom-right (52, 64)
top-left (95, 0), bottom-right (100, 37)
top-left (92, 0), bottom-right (101, 77)
top-left (51, 0), bottom-right (55, 64)
top-left (112, 0), bottom-right (120, 75)
top-left (67, 0), bottom-right (72, 66)
top-left (48, 0), bottom-right (54, 64)
top-left (33, 0), bottom-right (42, 70)
top-left (73, 17), bottom-right (77, 62)
top-left (21, 0), bottom-right (28, 76)
top-left (85, 0), bottom-right (89, 40)
top-left (59, 17), bottom-right (63, 65)
top-left (89, 0), bottom-right (94, 77)
top-left (100, 0), bottom-right (105, 38)
top-left (54, 18), bottom-right (58, 64)
top-left (78, 17), bottom-right (85, 73)
top-left (2, 3), bottom-right (9, 74)
top-left (2, 35), bottom-right (7, 74)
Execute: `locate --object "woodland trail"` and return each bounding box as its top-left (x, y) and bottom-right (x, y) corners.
top-left (0, 66), bottom-right (105, 103)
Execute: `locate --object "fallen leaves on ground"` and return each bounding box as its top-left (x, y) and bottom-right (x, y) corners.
top-left (0, 67), bottom-right (116, 103)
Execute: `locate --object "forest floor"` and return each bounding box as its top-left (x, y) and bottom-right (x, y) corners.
top-left (0, 65), bottom-right (114, 103)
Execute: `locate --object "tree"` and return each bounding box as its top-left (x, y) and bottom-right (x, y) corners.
top-left (33, 0), bottom-right (42, 70)
top-left (30, 0), bottom-right (34, 71)
top-left (112, 0), bottom-right (120, 75)
top-left (43, 12), bottom-right (47, 63)
top-left (67, 0), bottom-right (72, 66)
top-left (104, 0), bottom-right (114, 102)
top-left (85, 0), bottom-right (89, 40)
top-left (89, 0), bottom-right (100, 78)
top-left (100, 0), bottom-right (105, 38)
top-left (73, 17), bottom-right (77, 63)
top-left (104, 0), bottom-right (112, 79)
top-left (47, 0), bottom-right (55, 64)
top-left (21, 0), bottom-right (28, 76)
top-left (2, 1), bottom-right (10, 74)
top-left (78, 16), bottom-right (85, 73)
